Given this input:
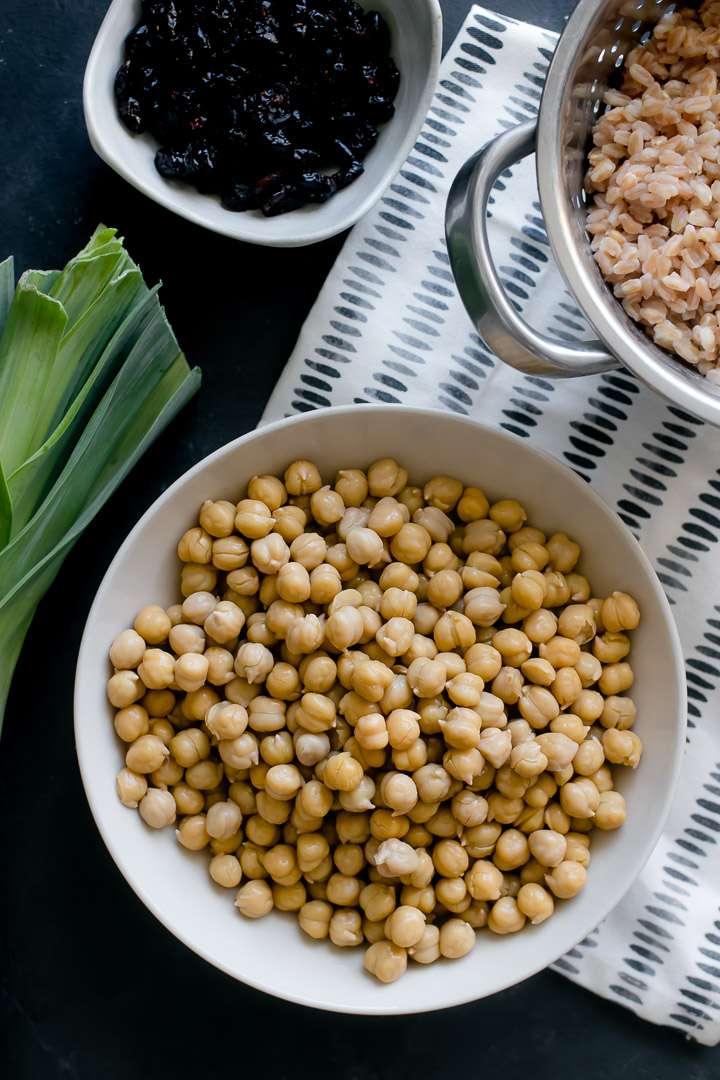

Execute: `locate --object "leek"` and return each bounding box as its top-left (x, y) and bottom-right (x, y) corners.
top-left (0, 227), bottom-right (201, 733)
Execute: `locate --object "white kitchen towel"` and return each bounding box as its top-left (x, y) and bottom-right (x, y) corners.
top-left (261, 6), bottom-right (720, 1045)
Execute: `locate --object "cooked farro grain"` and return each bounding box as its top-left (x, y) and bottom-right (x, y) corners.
top-left (586, 0), bottom-right (720, 383)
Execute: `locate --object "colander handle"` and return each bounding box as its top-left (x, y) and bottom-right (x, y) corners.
top-left (445, 119), bottom-right (617, 376)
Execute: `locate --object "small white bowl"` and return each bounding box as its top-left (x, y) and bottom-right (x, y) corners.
top-left (83, 0), bottom-right (442, 246)
top-left (75, 405), bottom-right (685, 1013)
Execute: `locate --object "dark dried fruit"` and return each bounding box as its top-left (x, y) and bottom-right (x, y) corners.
top-left (115, 0), bottom-right (400, 216)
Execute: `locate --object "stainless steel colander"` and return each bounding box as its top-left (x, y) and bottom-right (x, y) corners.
top-left (445, 0), bottom-right (720, 425)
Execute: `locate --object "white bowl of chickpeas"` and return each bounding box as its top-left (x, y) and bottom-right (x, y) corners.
top-left (75, 404), bottom-right (685, 1011)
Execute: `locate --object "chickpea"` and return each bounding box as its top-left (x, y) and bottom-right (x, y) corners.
top-left (463, 587), bottom-right (506, 627)
top-left (116, 767), bottom-right (148, 808)
top-left (239, 842), bottom-right (269, 880)
top-left (511, 570), bottom-right (547, 611)
top-left (593, 631), bottom-right (631, 664)
top-left (446, 485), bottom-right (485, 524)
top-left (139, 788), bottom-right (177, 828)
top-left (433, 838), bottom-right (469, 878)
top-left (109, 628), bottom-right (146, 670)
top-left (523, 608), bottom-right (558, 646)
top-left (511, 541), bottom-right (549, 574)
top-left (556, 604), bottom-right (596, 645)
top-left (270, 506), bottom-right (305, 544)
top-left (142, 690), bottom-right (176, 718)
top-left (134, 605), bottom-right (172, 645)
top-left (491, 666), bottom-right (523, 705)
top-left (203, 799), bottom-right (242, 841)
top-left (573, 689), bottom-right (604, 724)
top-left (329, 467), bottom-right (368, 508)
top-left (387, 522), bottom-right (430, 564)
top-left (439, 918), bottom-right (476, 958)
top-left (380, 773), bottom-right (418, 817)
top-left (176, 813), bottom-right (210, 850)
top-left (235, 879), bottom-right (274, 918)
top-left (208, 853), bottom-right (243, 889)
top-left (173, 782), bottom-right (205, 815)
top-left (329, 908), bottom-right (363, 947)
top-left (366, 498), bottom-right (406, 539)
top-left (441, 708), bottom-right (481, 752)
top-left (487, 498), bottom-right (525, 533)
top-left (174, 653), bottom-right (210, 694)
top-left (475, 692), bottom-right (507, 729)
top-left (517, 883), bottom-right (554, 925)
top-left (281, 460), bottom-right (321, 497)
top-left (195, 497), bottom-right (236, 538)
top-left (551, 666), bottom-right (583, 708)
top-left (150, 754), bottom-right (184, 789)
top-left (169, 727), bottom-right (210, 768)
top-left (595, 791), bottom-right (627, 830)
top-left (601, 591), bottom-right (640, 633)
top-left (320, 752), bottom-right (361, 793)
top-left (181, 563), bottom-right (218, 597)
top-left (545, 860), bottom-right (587, 899)
top-left (149, 720), bottom-right (177, 750)
top-left (486, 791), bottom-right (524, 824)
top-left (167, 624), bottom-right (204, 658)
top-left (542, 571), bottom-right (571, 609)
top-left (211, 535), bottom-right (249, 572)
top-left (114, 704), bottom-right (149, 743)
top-left (492, 628), bottom-right (532, 667)
top-left (366, 458), bottom-right (407, 498)
top-left (107, 670), bottom-right (145, 709)
top-left (573, 737), bottom-right (605, 776)
top-left (126, 734), bottom-right (169, 774)
top-left (292, 900), bottom-right (331, 942)
top-left (486, 896), bottom-right (525, 935)
top-left (379, 588), bottom-right (417, 622)
top-left (181, 591), bottom-right (217, 626)
top-left (493, 829), bottom-right (530, 871)
top-left (384, 905), bottom-right (426, 948)
top-left (399, 923), bottom-right (439, 966)
top-left (364, 940), bottom-right (407, 982)
top-left (462, 644), bottom-right (501, 683)
top-left (263, 763), bottom-right (302, 801)
top-left (598, 662), bottom-right (634, 697)
top-left (602, 728), bottom-right (643, 768)
top-left (560, 778), bottom-right (600, 819)
top-left (341, 527), bottom-right (382, 568)
top-left (353, 661), bottom-right (395, 705)
top-left (535, 733), bottom-right (578, 772)
top-left (466, 859), bottom-right (503, 901)
top-left (177, 526), bottom-right (213, 565)
top-left (374, 838), bottom-right (419, 878)
top-left (433, 611), bottom-right (475, 651)
top-left (600, 695), bottom-right (637, 730)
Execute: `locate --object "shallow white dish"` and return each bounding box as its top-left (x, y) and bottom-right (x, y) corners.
top-left (83, 0), bottom-right (442, 247)
top-left (75, 405), bottom-right (685, 1013)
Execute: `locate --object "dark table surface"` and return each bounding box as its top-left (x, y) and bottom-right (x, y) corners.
top-left (1, 1), bottom-right (719, 1077)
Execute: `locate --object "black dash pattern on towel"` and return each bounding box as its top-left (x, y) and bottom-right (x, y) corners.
top-left (263, 5), bottom-right (720, 1047)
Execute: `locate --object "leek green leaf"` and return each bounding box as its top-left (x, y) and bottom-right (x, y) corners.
top-left (0, 283), bottom-right (67, 476)
top-left (0, 256), bottom-right (15, 337)
top-left (23, 269), bottom-right (62, 295)
top-left (0, 227), bottom-right (201, 734)
top-left (0, 363), bottom-right (201, 732)
top-left (30, 268), bottom-right (147, 451)
top-left (8, 284), bottom-right (162, 535)
top-left (0, 460), bottom-right (11, 550)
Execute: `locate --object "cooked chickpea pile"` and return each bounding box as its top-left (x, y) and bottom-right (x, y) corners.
top-left (108, 458), bottom-right (642, 984)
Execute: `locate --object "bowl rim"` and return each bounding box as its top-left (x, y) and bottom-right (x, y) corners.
top-left (537, 0), bottom-right (720, 424)
top-left (82, 0), bottom-right (443, 248)
top-left (74, 404), bottom-right (687, 1013)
